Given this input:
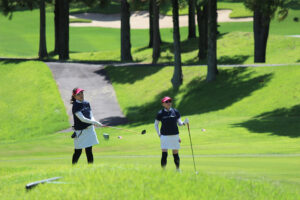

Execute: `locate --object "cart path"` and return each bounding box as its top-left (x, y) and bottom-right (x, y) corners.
top-left (69, 9), bottom-right (253, 29)
top-left (46, 62), bottom-right (128, 127)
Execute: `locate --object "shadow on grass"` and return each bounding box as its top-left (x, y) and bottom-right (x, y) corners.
top-left (218, 55), bottom-right (250, 64)
top-left (104, 65), bottom-right (164, 84)
top-left (233, 105), bottom-right (300, 138)
top-left (0, 58), bottom-right (37, 64)
top-left (124, 67), bottom-right (273, 126)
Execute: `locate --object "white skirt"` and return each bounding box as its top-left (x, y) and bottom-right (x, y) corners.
top-left (160, 134), bottom-right (180, 150)
top-left (74, 125), bottom-right (99, 149)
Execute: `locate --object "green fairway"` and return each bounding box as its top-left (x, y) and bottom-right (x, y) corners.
top-left (1, 63), bottom-right (300, 199)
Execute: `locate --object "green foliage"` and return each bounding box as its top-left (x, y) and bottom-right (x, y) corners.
top-left (244, 0), bottom-right (290, 20)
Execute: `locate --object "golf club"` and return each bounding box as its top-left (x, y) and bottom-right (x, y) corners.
top-left (103, 125), bottom-right (146, 135)
top-left (187, 123), bottom-right (198, 174)
top-left (26, 177), bottom-right (62, 190)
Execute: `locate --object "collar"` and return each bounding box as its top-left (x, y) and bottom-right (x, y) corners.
top-left (164, 107), bottom-right (172, 112)
top-left (76, 100), bottom-right (83, 103)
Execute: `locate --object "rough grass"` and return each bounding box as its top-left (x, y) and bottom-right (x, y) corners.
top-left (1, 162), bottom-right (299, 200)
top-left (0, 61), bottom-right (69, 141)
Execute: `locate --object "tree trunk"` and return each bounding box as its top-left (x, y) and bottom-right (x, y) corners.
top-left (188, 0), bottom-right (196, 39)
top-left (253, 8), bottom-right (270, 63)
top-left (152, 0), bottom-right (161, 64)
top-left (54, 0), bottom-right (59, 54)
top-left (121, 0), bottom-right (133, 61)
top-left (206, 0), bottom-right (218, 82)
top-left (171, 0), bottom-right (183, 89)
top-left (39, 0), bottom-right (48, 59)
top-left (58, 0), bottom-right (69, 60)
top-left (196, 3), bottom-right (208, 60)
top-left (148, 0), bottom-right (153, 47)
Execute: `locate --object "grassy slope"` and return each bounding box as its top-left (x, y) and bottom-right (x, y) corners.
top-left (0, 61), bottom-right (69, 140)
top-left (1, 65), bottom-right (300, 199)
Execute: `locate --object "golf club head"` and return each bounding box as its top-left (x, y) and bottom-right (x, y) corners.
top-left (141, 130), bottom-right (146, 135)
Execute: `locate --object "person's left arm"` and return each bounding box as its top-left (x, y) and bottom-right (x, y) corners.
top-left (176, 110), bottom-right (189, 126)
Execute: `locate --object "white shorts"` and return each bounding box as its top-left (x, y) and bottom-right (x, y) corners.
top-left (160, 134), bottom-right (180, 150)
top-left (74, 125), bottom-right (99, 149)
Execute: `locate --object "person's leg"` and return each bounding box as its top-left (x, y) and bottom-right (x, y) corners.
top-left (172, 149), bottom-right (180, 169)
top-left (161, 149), bottom-right (168, 168)
top-left (85, 146), bottom-right (94, 164)
top-left (72, 149), bottom-right (82, 164)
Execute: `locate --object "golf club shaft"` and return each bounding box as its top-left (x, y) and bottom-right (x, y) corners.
top-left (103, 125), bottom-right (140, 134)
top-left (187, 123), bottom-right (197, 173)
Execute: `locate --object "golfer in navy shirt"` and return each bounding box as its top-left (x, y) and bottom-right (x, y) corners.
top-left (71, 88), bottom-right (103, 164)
top-left (155, 96), bottom-right (188, 170)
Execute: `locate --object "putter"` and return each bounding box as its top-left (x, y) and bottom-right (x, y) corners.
top-left (103, 125), bottom-right (146, 135)
top-left (26, 177), bottom-right (62, 190)
top-left (187, 123), bottom-right (198, 174)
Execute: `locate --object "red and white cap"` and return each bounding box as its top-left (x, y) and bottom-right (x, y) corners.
top-left (161, 96), bottom-right (172, 103)
top-left (73, 88), bottom-right (84, 95)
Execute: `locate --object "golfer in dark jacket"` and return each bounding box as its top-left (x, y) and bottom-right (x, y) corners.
top-left (71, 88), bottom-right (103, 164)
top-left (154, 96), bottom-right (188, 170)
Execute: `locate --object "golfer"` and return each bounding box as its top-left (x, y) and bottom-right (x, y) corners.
top-left (70, 88), bottom-right (103, 164)
top-left (154, 96), bottom-right (188, 170)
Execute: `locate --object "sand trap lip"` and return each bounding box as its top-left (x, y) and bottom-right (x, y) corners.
top-left (70, 9), bottom-right (253, 29)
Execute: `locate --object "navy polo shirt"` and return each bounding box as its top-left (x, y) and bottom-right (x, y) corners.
top-left (156, 108), bottom-right (181, 135)
top-left (72, 100), bottom-right (92, 130)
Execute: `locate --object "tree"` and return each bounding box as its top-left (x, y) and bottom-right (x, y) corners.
top-left (148, 0), bottom-right (154, 47)
top-left (171, 0), bottom-right (183, 89)
top-left (38, 0), bottom-right (48, 59)
top-left (196, 0), bottom-right (208, 60)
top-left (188, 0), bottom-right (196, 39)
top-left (244, 0), bottom-right (289, 63)
top-left (121, 0), bottom-right (133, 61)
top-left (152, 0), bottom-right (161, 63)
top-left (56, 0), bottom-right (69, 60)
top-left (0, 0), bottom-right (48, 59)
top-left (206, 0), bottom-right (218, 82)
top-left (54, 0), bottom-right (59, 54)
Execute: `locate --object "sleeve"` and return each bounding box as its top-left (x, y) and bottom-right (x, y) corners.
top-left (156, 110), bottom-right (162, 121)
top-left (72, 103), bottom-right (81, 115)
top-left (175, 109), bottom-right (181, 119)
top-left (90, 110), bottom-right (103, 126)
top-left (154, 120), bottom-right (160, 137)
top-left (75, 111), bottom-right (102, 126)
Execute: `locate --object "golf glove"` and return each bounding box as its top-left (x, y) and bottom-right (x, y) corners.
top-left (184, 118), bottom-right (189, 124)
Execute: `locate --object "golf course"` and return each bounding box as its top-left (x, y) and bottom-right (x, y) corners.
top-left (1, 0), bottom-right (300, 199)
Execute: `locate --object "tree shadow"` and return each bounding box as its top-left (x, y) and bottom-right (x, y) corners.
top-left (123, 67), bottom-right (273, 126)
top-left (218, 55), bottom-right (250, 64)
top-left (104, 65), bottom-right (164, 84)
top-left (233, 105), bottom-right (300, 138)
top-left (0, 58), bottom-right (37, 64)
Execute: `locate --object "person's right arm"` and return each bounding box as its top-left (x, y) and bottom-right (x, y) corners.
top-left (75, 111), bottom-right (102, 127)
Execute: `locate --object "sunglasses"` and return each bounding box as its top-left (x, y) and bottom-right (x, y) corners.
top-left (164, 100), bottom-right (172, 103)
